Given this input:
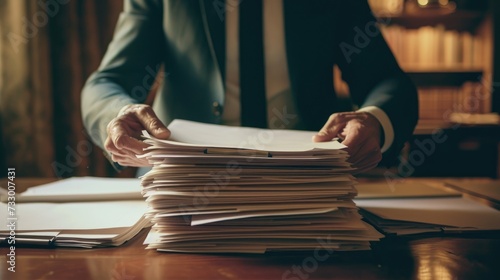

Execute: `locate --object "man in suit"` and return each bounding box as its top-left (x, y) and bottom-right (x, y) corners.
top-left (81, 0), bottom-right (418, 173)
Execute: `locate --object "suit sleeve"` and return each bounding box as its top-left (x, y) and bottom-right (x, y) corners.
top-left (81, 0), bottom-right (164, 150)
top-left (334, 0), bottom-right (418, 166)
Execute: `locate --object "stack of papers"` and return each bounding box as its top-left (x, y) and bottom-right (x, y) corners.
top-left (444, 180), bottom-right (500, 209)
top-left (0, 177), bottom-right (149, 248)
top-left (139, 120), bottom-right (383, 253)
top-left (355, 181), bottom-right (500, 236)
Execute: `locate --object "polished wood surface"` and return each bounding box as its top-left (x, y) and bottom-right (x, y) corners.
top-left (1, 178), bottom-right (500, 280)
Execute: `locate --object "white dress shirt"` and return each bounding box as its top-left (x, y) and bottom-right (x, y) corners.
top-left (222, 0), bottom-right (394, 152)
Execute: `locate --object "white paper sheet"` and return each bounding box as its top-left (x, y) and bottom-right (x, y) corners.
top-left (355, 197), bottom-right (500, 230)
top-left (163, 119), bottom-right (347, 152)
top-left (17, 177), bottom-right (142, 202)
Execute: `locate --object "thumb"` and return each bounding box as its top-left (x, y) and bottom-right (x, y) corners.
top-left (312, 130), bottom-right (337, 142)
top-left (313, 115), bottom-right (348, 142)
top-left (151, 125), bottom-right (170, 139)
top-left (135, 107), bottom-right (170, 139)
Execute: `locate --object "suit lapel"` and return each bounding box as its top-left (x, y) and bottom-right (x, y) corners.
top-left (199, 0), bottom-right (226, 85)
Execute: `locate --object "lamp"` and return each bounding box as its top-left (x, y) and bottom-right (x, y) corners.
top-left (406, 0), bottom-right (457, 15)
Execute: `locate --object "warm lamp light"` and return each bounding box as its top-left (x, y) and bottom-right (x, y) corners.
top-left (407, 0), bottom-right (456, 14)
top-left (418, 0), bottom-right (429, 6)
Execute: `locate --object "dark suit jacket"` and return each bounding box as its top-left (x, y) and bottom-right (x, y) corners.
top-left (81, 0), bottom-right (418, 165)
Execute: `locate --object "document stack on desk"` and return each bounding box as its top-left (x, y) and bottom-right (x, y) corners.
top-left (0, 177), bottom-right (149, 248)
top-left (354, 181), bottom-right (500, 236)
top-left (139, 119), bottom-right (383, 253)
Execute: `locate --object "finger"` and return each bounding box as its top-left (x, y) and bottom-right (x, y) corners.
top-left (104, 137), bottom-right (128, 157)
top-left (111, 153), bottom-right (151, 167)
top-left (105, 129), bottom-right (148, 165)
top-left (347, 141), bottom-right (379, 167)
top-left (350, 150), bottom-right (382, 174)
top-left (113, 133), bottom-right (149, 155)
top-left (352, 147), bottom-right (382, 167)
top-left (313, 113), bottom-right (356, 142)
top-left (113, 158), bottom-right (150, 167)
top-left (348, 147), bottom-right (380, 170)
top-left (341, 123), bottom-right (365, 161)
top-left (107, 121), bottom-right (150, 154)
top-left (134, 106), bottom-right (170, 139)
top-left (106, 139), bottom-right (143, 166)
top-left (342, 116), bottom-right (382, 163)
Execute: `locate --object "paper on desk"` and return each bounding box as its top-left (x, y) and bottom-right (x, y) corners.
top-left (355, 197), bottom-right (500, 230)
top-left (445, 180), bottom-right (500, 203)
top-left (144, 219), bottom-right (383, 253)
top-left (0, 200), bottom-right (149, 247)
top-left (0, 177), bottom-right (152, 248)
top-left (143, 166), bottom-right (355, 176)
top-left (139, 120), bottom-right (385, 253)
top-left (190, 207), bottom-right (339, 225)
top-left (158, 119), bottom-right (347, 152)
top-left (140, 154), bottom-right (352, 168)
top-left (145, 200), bottom-right (356, 216)
top-left (140, 120), bottom-right (351, 168)
top-left (355, 181), bottom-right (460, 199)
top-left (145, 176), bottom-right (354, 186)
top-left (18, 177), bottom-right (142, 202)
top-left (0, 200), bottom-right (147, 231)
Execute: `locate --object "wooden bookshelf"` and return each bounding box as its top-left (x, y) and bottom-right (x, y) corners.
top-left (367, 0), bottom-right (500, 177)
top-left (413, 119), bottom-right (499, 135)
top-left (373, 0), bottom-right (497, 114)
top-left (379, 10), bottom-right (485, 31)
top-left (406, 69), bottom-right (483, 87)
top-left (414, 119), bottom-right (453, 135)
top-left (373, 2), bottom-right (493, 119)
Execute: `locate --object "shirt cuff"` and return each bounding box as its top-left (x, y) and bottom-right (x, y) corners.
top-left (357, 106), bottom-right (394, 153)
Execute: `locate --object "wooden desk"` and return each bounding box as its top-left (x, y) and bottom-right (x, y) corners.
top-left (1, 178), bottom-right (500, 279)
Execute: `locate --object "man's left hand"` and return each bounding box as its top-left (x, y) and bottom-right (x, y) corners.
top-left (313, 112), bottom-right (383, 173)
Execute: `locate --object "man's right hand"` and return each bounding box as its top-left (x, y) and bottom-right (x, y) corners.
top-left (104, 104), bottom-right (170, 167)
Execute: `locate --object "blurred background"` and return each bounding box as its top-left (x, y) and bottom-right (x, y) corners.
top-left (0, 0), bottom-right (129, 178)
top-left (0, 0), bottom-right (499, 178)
